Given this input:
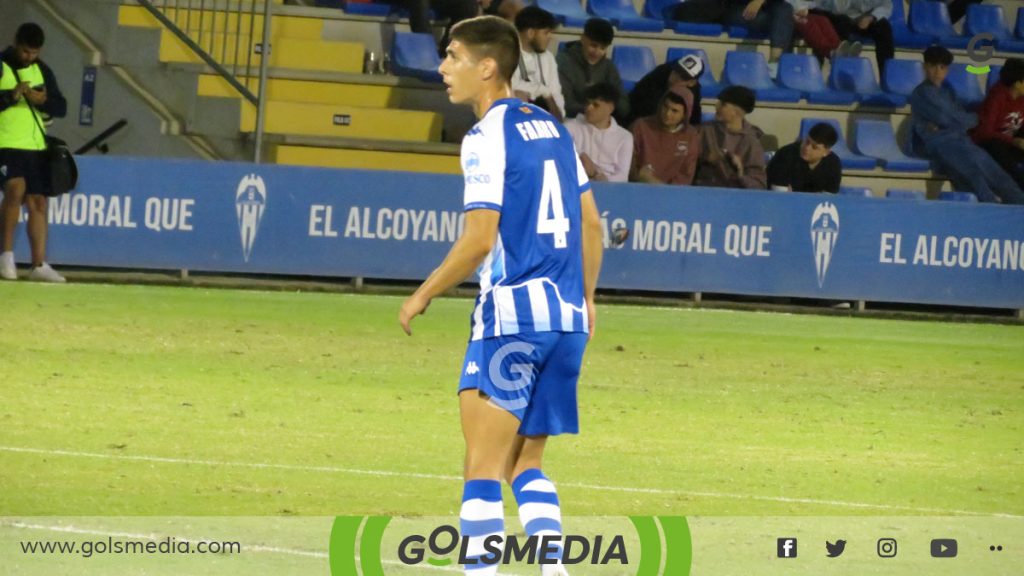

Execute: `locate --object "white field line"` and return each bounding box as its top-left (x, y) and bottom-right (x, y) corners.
top-left (1, 445), bottom-right (1020, 518)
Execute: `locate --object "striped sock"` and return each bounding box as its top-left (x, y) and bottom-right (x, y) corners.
top-left (460, 479), bottom-right (504, 575)
top-left (512, 468), bottom-right (565, 570)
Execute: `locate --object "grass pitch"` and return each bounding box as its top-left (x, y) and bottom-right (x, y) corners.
top-left (0, 282), bottom-right (1021, 520)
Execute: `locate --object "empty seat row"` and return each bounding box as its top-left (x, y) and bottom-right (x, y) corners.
top-left (798, 118), bottom-right (929, 173)
top-left (839, 188), bottom-right (978, 201)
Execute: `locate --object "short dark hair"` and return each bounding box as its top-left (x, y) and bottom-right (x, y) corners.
top-left (807, 123), bottom-right (838, 148)
top-left (584, 82), bottom-right (619, 106)
top-left (15, 23), bottom-right (45, 49)
top-left (450, 16), bottom-right (521, 84)
top-left (515, 6), bottom-right (559, 33)
top-left (1000, 58), bottom-right (1024, 87)
top-left (923, 45), bottom-right (953, 66)
top-left (583, 18), bottom-right (614, 47)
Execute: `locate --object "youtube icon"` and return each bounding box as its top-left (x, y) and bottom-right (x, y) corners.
top-left (931, 539), bottom-right (958, 558)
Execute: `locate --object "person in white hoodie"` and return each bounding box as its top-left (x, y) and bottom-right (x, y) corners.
top-left (511, 6), bottom-right (565, 121)
top-left (565, 82), bottom-right (633, 183)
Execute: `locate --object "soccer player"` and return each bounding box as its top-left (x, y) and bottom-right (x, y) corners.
top-left (398, 15), bottom-right (604, 576)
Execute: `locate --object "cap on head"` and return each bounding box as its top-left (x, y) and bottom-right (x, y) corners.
top-left (673, 54), bottom-right (704, 81)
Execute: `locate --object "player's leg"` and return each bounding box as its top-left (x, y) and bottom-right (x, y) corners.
top-left (1, 174), bottom-right (26, 280)
top-left (25, 194), bottom-right (47, 266)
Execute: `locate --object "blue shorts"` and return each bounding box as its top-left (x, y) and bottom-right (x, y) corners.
top-left (458, 332), bottom-right (588, 436)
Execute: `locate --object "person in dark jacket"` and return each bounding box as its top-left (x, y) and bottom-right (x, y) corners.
top-left (628, 53), bottom-right (703, 128)
top-left (0, 23), bottom-right (68, 282)
top-left (556, 18), bottom-right (629, 120)
top-left (971, 58), bottom-right (1024, 191)
top-left (694, 85), bottom-right (768, 189)
top-left (767, 122), bottom-right (842, 192)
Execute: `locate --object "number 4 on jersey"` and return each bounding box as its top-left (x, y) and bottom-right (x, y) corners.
top-left (537, 159), bottom-right (570, 248)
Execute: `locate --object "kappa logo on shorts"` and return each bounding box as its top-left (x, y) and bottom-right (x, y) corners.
top-left (464, 361), bottom-right (479, 376)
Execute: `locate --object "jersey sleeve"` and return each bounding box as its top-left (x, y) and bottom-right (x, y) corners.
top-left (462, 111), bottom-right (507, 212)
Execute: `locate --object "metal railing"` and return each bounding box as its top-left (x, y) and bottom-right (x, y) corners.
top-left (136, 0), bottom-right (272, 162)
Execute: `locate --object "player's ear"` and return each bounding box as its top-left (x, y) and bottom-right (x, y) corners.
top-left (478, 56), bottom-right (497, 82)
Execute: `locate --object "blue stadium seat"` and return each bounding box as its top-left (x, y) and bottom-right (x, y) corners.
top-left (799, 118), bottom-right (878, 170)
top-left (392, 32), bottom-right (442, 83)
top-left (853, 120), bottom-right (930, 172)
top-left (909, 1), bottom-right (970, 49)
top-left (965, 4), bottom-right (1024, 52)
top-left (886, 189), bottom-right (927, 200)
top-left (829, 57), bottom-right (906, 107)
top-left (882, 59), bottom-right (925, 98)
top-left (1017, 7), bottom-right (1024, 39)
top-left (728, 25), bottom-right (770, 41)
top-left (721, 51), bottom-right (801, 103)
top-left (588, 0), bottom-right (665, 32)
top-left (938, 191), bottom-right (979, 202)
top-left (946, 63), bottom-right (985, 110)
top-left (839, 187), bottom-right (874, 197)
top-left (988, 64), bottom-right (1003, 90)
top-left (890, 0), bottom-right (938, 48)
top-left (666, 47), bottom-right (722, 98)
top-left (536, 0), bottom-right (590, 28)
top-left (613, 45), bottom-right (657, 92)
top-left (777, 53), bottom-right (857, 105)
top-left (701, 110), bottom-right (716, 124)
top-left (645, 0), bottom-right (724, 35)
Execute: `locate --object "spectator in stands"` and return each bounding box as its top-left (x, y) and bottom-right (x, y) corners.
top-left (972, 58), bottom-right (1024, 191)
top-left (669, 0), bottom-right (795, 78)
top-left (628, 54), bottom-right (704, 128)
top-left (629, 85), bottom-right (701, 185)
top-left (694, 85), bottom-right (768, 189)
top-left (404, 0), bottom-right (481, 53)
top-left (910, 46), bottom-right (1024, 205)
top-left (0, 23), bottom-right (67, 282)
top-left (481, 0), bottom-right (524, 22)
top-left (767, 122), bottom-right (842, 192)
top-left (557, 18), bottom-right (630, 121)
top-left (566, 83), bottom-right (633, 183)
top-left (789, 2), bottom-right (843, 63)
top-left (512, 6), bottom-right (565, 121)
top-left (803, 0), bottom-right (895, 75)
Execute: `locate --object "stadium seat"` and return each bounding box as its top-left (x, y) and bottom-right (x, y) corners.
top-left (799, 118), bottom-right (877, 170)
top-left (339, 0), bottom-right (391, 17)
top-left (909, 1), bottom-right (970, 49)
top-left (721, 51), bottom-right (801, 103)
top-left (701, 110), bottom-right (716, 124)
top-left (392, 32), bottom-right (443, 83)
top-left (536, 0), bottom-right (590, 28)
top-left (886, 189), bottom-right (927, 200)
top-left (988, 64), bottom-right (1003, 90)
top-left (890, 0), bottom-right (938, 48)
top-left (853, 120), bottom-right (930, 172)
top-left (965, 4), bottom-right (1024, 52)
top-left (727, 25), bottom-right (769, 40)
top-left (938, 191), bottom-right (979, 202)
top-left (645, 0), bottom-right (724, 35)
top-left (777, 53), bottom-right (857, 105)
top-left (946, 63), bottom-right (985, 110)
top-left (882, 59), bottom-right (925, 98)
top-left (588, 0), bottom-right (665, 32)
top-left (829, 57), bottom-right (906, 107)
top-left (1017, 7), bottom-right (1024, 39)
top-left (613, 45), bottom-right (657, 92)
top-left (839, 186), bottom-right (874, 197)
top-left (666, 47), bottom-right (722, 98)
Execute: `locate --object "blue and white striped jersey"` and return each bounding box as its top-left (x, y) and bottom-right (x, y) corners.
top-left (462, 98), bottom-right (591, 341)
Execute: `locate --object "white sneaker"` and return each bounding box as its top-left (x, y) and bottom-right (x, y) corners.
top-left (28, 262), bottom-right (66, 283)
top-left (0, 251), bottom-right (15, 280)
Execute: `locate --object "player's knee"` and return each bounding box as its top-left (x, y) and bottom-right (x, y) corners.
top-left (26, 195), bottom-right (47, 214)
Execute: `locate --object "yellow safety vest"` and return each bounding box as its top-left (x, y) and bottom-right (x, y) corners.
top-left (0, 60), bottom-right (46, 151)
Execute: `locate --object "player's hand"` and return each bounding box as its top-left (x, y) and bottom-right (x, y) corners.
top-left (12, 81), bottom-right (30, 101)
top-left (26, 87), bottom-right (46, 107)
top-left (399, 294), bottom-right (431, 336)
top-left (793, 9), bottom-right (808, 23)
top-left (586, 298), bottom-right (596, 341)
top-left (743, 0), bottom-right (764, 21)
top-left (727, 152), bottom-right (744, 175)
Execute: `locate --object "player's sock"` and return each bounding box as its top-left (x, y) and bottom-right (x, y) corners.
top-left (512, 468), bottom-right (567, 574)
top-left (460, 479), bottom-right (504, 575)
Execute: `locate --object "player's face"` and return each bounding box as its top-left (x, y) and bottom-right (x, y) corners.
top-left (800, 137), bottom-right (830, 164)
top-left (583, 98), bottom-right (614, 125)
top-left (580, 36), bottom-right (607, 65)
top-left (924, 62), bottom-right (948, 86)
top-left (439, 40), bottom-right (484, 105)
top-left (658, 98), bottom-right (686, 129)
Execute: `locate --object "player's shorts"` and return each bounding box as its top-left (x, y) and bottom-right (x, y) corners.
top-left (458, 331), bottom-right (588, 436)
top-left (0, 148), bottom-right (50, 196)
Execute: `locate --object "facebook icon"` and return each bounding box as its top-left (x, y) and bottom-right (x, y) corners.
top-left (777, 538), bottom-right (798, 558)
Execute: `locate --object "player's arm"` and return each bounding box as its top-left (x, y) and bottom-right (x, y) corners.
top-left (580, 189), bottom-right (603, 339)
top-left (399, 209), bottom-right (500, 335)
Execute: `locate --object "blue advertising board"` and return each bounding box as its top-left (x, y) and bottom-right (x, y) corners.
top-left (12, 156), bottom-right (1024, 310)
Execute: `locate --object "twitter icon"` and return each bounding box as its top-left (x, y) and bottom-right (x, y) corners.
top-left (826, 540), bottom-right (847, 558)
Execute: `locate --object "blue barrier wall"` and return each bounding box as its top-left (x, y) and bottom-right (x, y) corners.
top-left (12, 156), bottom-right (1024, 310)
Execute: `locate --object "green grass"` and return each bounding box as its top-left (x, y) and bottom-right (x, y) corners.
top-left (0, 282), bottom-right (1021, 518)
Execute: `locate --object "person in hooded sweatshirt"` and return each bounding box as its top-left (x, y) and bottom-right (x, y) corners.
top-left (627, 54), bottom-right (704, 129)
top-left (629, 85), bottom-right (701, 185)
top-left (694, 85), bottom-right (767, 189)
top-left (556, 18), bottom-right (629, 121)
top-left (971, 58), bottom-right (1024, 191)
